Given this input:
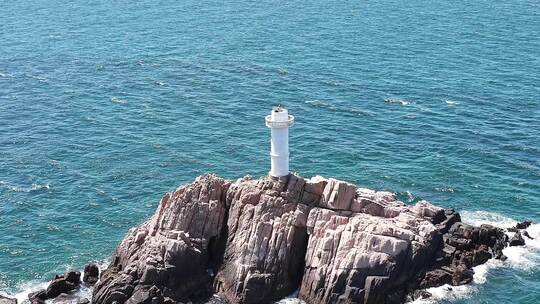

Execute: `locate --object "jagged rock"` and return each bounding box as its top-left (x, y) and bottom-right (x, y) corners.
top-left (52, 293), bottom-right (81, 303)
top-left (319, 178), bottom-right (356, 210)
top-left (93, 174), bottom-right (231, 303)
top-left (83, 263), bottom-right (100, 285)
top-left (509, 231), bottom-right (526, 246)
top-left (300, 176), bottom-right (327, 206)
top-left (90, 173), bottom-right (519, 304)
top-left (299, 202), bottom-right (442, 304)
top-left (65, 271), bottom-right (81, 285)
top-left (45, 271), bottom-right (80, 299)
top-left (214, 175), bottom-right (311, 303)
top-left (77, 298), bottom-right (90, 304)
top-left (124, 285), bottom-right (164, 304)
top-left (93, 271), bottom-right (135, 303)
top-left (436, 209), bottom-right (461, 234)
top-left (28, 270), bottom-right (82, 302)
top-left (28, 289), bottom-right (47, 303)
top-left (515, 220), bottom-right (532, 230)
top-left (472, 245), bottom-right (492, 265)
top-left (0, 295), bottom-right (17, 304)
top-left (410, 289), bottom-right (432, 300)
top-left (46, 278), bottom-right (76, 299)
top-left (451, 265), bottom-right (473, 285)
top-left (419, 269), bottom-right (452, 289)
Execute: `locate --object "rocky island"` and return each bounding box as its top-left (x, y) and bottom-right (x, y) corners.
top-left (85, 173), bottom-right (523, 304)
top-left (11, 109), bottom-right (531, 304)
top-left (14, 172), bottom-right (532, 304)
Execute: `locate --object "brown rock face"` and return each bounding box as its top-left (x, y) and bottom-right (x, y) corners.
top-left (92, 173), bottom-right (512, 304)
top-left (213, 175), bottom-right (311, 303)
top-left (299, 186), bottom-right (443, 304)
top-left (93, 174), bottom-right (231, 303)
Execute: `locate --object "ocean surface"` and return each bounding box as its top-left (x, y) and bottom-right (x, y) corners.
top-left (1, 0), bottom-right (539, 303)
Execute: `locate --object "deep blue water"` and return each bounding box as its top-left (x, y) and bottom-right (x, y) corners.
top-left (1, 0), bottom-right (539, 303)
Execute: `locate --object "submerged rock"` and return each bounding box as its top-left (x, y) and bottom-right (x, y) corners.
top-left (91, 173), bottom-right (519, 304)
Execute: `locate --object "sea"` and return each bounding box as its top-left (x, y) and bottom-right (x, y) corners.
top-left (0, 0), bottom-right (539, 303)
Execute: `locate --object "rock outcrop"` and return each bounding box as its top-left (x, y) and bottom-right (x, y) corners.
top-left (93, 174), bottom-right (230, 304)
top-left (83, 263), bottom-right (100, 285)
top-left (28, 270), bottom-right (81, 303)
top-left (91, 173), bottom-right (521, 304)
top-left (213, 175), bottom-right (310, 303)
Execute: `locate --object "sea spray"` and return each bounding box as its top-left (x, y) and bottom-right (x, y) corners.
top-left (409, 211), bottom-right (540, 304)
top-left (2, 261), bottom-right (109, 303)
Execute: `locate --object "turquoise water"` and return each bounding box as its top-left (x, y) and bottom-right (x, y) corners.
top-left (1, 0), bottom-right (539, 302)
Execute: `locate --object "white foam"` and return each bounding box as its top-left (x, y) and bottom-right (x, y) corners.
top-left (275, 290), bottom-right (305, 304)
top-left (409, 284), bottom-right (476, 304)
top-left (460, 210), bottom-right (517, 228)
top-left (1, 261), bottom-right (109, 303)
top-left (0, 181), bottom-right (50, 193)
top-left (445, 100), bottom-right (460, 106)
top-left (110, 97), bottom-right (127, 104)
top-left (409, 211), bottom-right (539, 303)
top-left (7, 280), bottom-right (49, 303)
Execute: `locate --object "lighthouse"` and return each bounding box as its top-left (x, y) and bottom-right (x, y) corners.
top-left (265, 106), bottom-right (295, 177)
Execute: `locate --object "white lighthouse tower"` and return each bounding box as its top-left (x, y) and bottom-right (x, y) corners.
top-left (265, 106), bottom-right (295, 177)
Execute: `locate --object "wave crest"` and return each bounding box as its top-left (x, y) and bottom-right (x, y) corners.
top-left (0, 181), bottom-right (50, 193)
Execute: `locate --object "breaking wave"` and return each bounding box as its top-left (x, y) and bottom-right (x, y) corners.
top-left (0, 262), bottom-right (109, 303)
top-left (445, 100), bottom-right (460, 106)
top-left (409, 211), bottom-right (540, 304)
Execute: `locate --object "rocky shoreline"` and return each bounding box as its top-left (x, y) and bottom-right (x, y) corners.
top-left (6, 173), bottom-right (533, 304)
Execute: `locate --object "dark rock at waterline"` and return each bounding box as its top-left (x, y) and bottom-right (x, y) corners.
top-left (410, 289), bottom-right (432, 301)
top-left (46, 270), bottom-right (81, 299)
top-left (28, 270), bottom-right (82, 303)
top-left (90, 173), bottom-right (521, 304)
top-left (509, 231), bottom-right (526, 246)
top-left (64, 271), bottom-right (81, 285)
top-left (451, 265), bottom-right (474, 285)
top-left (473, 244), bottom-right (493, 265)
top-left (52, 293), bottom-right (82, 303)
top-left (28, 289), bottom-right (47, 303)
top-left (0, 295), bottom-right (17, 304)
top-left (83, 263), bottom-right (100, 285)
top-left (516, 220), bottom-right (532, 230)
top-left (418, 269), bottom-right (452, 289)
